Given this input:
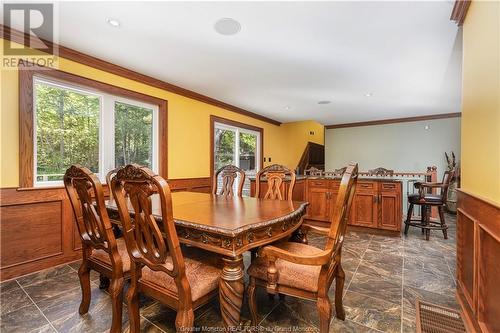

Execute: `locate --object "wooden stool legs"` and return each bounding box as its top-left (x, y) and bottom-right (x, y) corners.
top-left (404, 203), bottom-right (414, 235)
top-left (438, 206), bottom-right (448, 239)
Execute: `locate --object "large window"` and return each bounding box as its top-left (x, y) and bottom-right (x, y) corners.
top-left (213, 119), bottom-right (262, 196)
top-left (33, 77), bottom-right (158, 186)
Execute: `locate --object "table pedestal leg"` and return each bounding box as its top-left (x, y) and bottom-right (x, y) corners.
top-left (219, 255), bottom-right (244, 330)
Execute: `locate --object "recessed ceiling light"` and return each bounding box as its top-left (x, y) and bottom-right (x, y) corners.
top-left (424, 125), bottom-right (431, 130)
top-left (106, 18), bottom-right (121, 28)
top-left (365, 93), bottom-right (372, 97)
top-left (284, 106), bottom-right (291, 110)
top-left (318, 100), bottom-right (331, 105)
top-left (214, 18), bottom-right (241, 36)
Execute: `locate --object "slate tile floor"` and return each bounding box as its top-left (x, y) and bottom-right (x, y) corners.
top-left (0, 215), bottom-right (458, 333)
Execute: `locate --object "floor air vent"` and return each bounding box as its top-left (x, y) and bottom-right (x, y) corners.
top-left (416, 300), bottom-right (467, 333)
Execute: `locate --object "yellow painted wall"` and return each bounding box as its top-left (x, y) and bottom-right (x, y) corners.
top-left (0, 40), bottom-right (324, 187)
top-left (461, 0), bottom-right (500, 204)
top-left (280, 120), bottom-right (325, 169)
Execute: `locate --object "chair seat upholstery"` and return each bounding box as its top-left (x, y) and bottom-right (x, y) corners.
top-left (408, 193), bottom-right (443, 204)
top-left (247, 242), bottom-right (323, 292)
top-left (141, 248), bottom-right (222, 302)
top-left (91, 237), bottom-right (131, 272)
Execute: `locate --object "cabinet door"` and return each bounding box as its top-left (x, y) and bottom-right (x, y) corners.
top-left (379, 182), bottom-right (402, 231)
top-left (306, 187), bottom-right (330, 221)
top-left (350, 192), bottom-right (378, 228)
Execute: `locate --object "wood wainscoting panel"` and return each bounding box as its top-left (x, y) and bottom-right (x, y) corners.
top-left (1, 201), bottom-right (63, 268)
top-left (0, 187), bottom-right (81, 281)
top-left (456, 189), bottom-right (500, 333)
top-left (457, 209), bottom-right (476, 310)
top-left (168, 177), bottom-right (211, 193)
top-left (477, 226), bottom-right (500, 333)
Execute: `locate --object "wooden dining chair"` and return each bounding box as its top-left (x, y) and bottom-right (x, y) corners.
top-left (212, 165), bottom-right (246, 196)
top-left (255, 164), bottom-right (296, 200)
top-left (110, 164), bottom-right (222, 333)
top-left (247, 162), bottom-right (358, 333)
top-left (106, 166), bottom-right (123, 203)
top-left (64, 165), bottom-right (131, 333)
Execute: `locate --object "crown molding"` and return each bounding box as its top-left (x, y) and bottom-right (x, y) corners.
top-left (450, 0), bottom-right (471, 26)
top-left (325, 112), bottom-right (461, 129)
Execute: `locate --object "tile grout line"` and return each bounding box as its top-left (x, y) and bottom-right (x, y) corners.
top-left (257, 299), bottom-right (282, 326)
top-left (140, 314), bottom-right (168, 333)
top-left (16, 280), bottom-right (59, 333)
top-left (343, 234), bottom-right (371, 294)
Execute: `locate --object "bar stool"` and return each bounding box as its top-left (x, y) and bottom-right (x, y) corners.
top-left (404, 169), bottom-right (455, 240)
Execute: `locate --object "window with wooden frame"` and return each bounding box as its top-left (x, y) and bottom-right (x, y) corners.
top-left (210, 115), bottom-right (263, 196)
top-left (19, 66), bottom-right (168, 188)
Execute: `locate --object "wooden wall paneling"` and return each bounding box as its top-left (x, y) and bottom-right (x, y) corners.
top-left (477, 225), bottom-right (500, 333)
top-left (456, 189), bottom-right (500, 333)
top-left (0, 187), bottom-right (81, 281)
top-left (457, 208), bottom-right (476, 312)
top-left (168, 177), bottom-right (212, 193)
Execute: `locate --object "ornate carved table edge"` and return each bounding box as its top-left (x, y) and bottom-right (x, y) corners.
top-left (105, 201), bottom-right (309, 256)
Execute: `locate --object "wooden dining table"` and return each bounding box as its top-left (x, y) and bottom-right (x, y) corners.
top-left (105, 191), bottom-right (308, 329)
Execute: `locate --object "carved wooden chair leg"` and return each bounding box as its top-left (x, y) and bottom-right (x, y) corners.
top-left (334, 265), bottom-right (346, 320)
top-left (78, 257), bottom-right (91, 314)
top-left (247, 277), bottom-right (258, 326)
top-left (109, 276), bottom-right (124, 333)
top-left (175, 308), bottom-right (194, 333)
top-left (317, 296), bottom-right (332, 333)
top-left (127, 271), bottom-right (141, 333)
top-left (404, 203), bottom-right (414, 235)
top-left (438, 206), bottom-right (448, 239)
top-left (99, 275), bottom-right (110, 290)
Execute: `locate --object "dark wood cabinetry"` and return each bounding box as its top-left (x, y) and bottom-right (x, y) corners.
top-left (305, 178), bottom-right (402, 232)
top-left (249, 176), bottom-right (402, 232)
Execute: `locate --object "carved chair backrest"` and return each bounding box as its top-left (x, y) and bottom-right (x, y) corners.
top-left (212, 165), bottom-right (245, 197)
top-left (304, 167), bottom-right (323, 176)
top-left (439, 169), bottom-right (455, 200)
top-left (64, 165), bottom-right (120, 262)
top-left (111, 164), bottom-right (191, 300)
top-left (368, 167), bottom-right (394, 177)
top-left (255, 164), bottom-right (296, 200)
top-left (106, 166), bottom-right (123, 203)
top-left (326, 162), bottom-right (358, 250)
top-left (315, 163), bottom-right (357, 290)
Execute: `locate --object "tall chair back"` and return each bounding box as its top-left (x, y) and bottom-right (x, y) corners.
top-left (324, 162), bottom-right (358, 251)
top-left (212, 165), bottom-right (246, 196)
top-left (440, 169), bottom-right (456, 201)
top-left (64, 165), bottom-right (120, 263)
top-left (255, 164), bottom-right (296, 200)
top-left (110, 164), bottom-right (191, 301)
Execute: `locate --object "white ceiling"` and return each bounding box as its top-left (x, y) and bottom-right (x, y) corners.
top-left (7, 1), bottom-right (462, 124)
